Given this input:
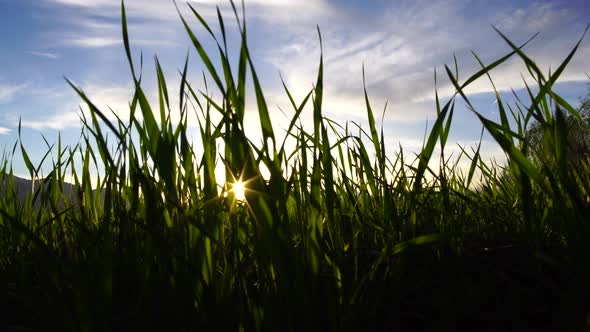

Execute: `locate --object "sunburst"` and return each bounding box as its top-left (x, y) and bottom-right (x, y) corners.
top-left (231, 180), bottom-right (246, 202)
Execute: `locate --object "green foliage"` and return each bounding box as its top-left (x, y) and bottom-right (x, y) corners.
top-left (526, 86), bottom-right (590, 166)
top-left (1, 1), bottom-right (589, 331)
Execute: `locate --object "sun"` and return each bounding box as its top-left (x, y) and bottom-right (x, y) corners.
top-left (232, 180), bottom-right (246, 202)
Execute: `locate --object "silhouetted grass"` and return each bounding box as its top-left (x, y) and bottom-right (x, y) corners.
top-left (1, 1), bottom-right (589, 331)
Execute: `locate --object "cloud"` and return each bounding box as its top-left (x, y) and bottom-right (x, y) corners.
top-left (494, 2), bottom-right (575, 33)
top-left (46, 0), bottom-right (329, 16)
top-left (62, 37), bottom-right (121, 48)
top-left (28, 51), bottom-right (60, 59)
top-left (62, 36), bottom-right (181, 48)
top-left (0, 127), bottom-right (11, 135)
top-left (17, 78), bottom-right (195, 131)
top-left (20, 112), bottom-right (82, 130)
top-left (51, 12), bottom-right (183, 49)
top-left (46, 0), bottom-right (115, 7)
top-left (31, 0), bottom-right (588, 161)
top-left (19, 81), bottom-right (136, 130)
top-left (263, 0), bottom-right (587, 126)
top-left (43, 0), bottom-right (331, 27)
top-left (0, 84), bottom-right (28, 103)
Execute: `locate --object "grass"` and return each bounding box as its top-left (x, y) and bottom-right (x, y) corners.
top-left (1, 1), bottom-right (590, 331)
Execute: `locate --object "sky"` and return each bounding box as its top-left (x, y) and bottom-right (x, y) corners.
top-left (0, 0), bottom-right (589, 181)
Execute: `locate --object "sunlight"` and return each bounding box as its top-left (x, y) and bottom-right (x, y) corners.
top-left (232, 180), bottom-right (246, 202)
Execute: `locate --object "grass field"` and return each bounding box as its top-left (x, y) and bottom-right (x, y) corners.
top-left (2, 1), bottom-right (590, 331)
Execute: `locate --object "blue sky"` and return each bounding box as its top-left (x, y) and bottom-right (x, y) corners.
top-left (0, 0), bottom-right (589, 179)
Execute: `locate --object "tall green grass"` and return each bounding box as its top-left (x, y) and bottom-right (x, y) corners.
top-left (1, 1), bottom-right (590, 331)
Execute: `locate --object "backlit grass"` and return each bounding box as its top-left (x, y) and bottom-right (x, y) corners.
top-left (1, 1), bottom-right (590, 331)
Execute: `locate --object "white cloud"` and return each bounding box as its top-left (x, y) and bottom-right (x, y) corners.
top-left (0, 83), bottom-right (28, 103)
top-left (19, 81), bottom-right (136, 130)
top-left (62, 36), bottom-right (181, 48)
top-left (36, 0), bottom-right (590, 108)
top-left (494, 2), bottom-right (575, 33)
top-left (30, 0), bottom-right (588, 170)
top-left (265, 0), bottom-right (587, 128)
top-left (53, 12), bottom-right (182, 49)
top-left (62, 37), bottom-right (121, 48)
top-left (21, 111), bottom-right (82, 130)
top-left (44, 0), bottom-right (330, 23)
top-left (43, 3), bottom-right (191, 51)
top-left (28, 51), bottom-right (60, 59)
top-left (0, 127), bottom-right (11, 135)
top-left (76, 82), bottom-right (135, 114)
top-left (17, 78), bottom-right (197, 131)
top-left (47, 0), bottom-right (115, 7)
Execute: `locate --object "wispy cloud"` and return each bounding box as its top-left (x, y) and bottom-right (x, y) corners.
top-left (45, 0), bottom-right (330, 21)
top-left (20, 80), bottom-right (136, 130)
top-left (0, 83), bottom-right (28, 103)
top-left (62, 37), bottom-right (121, 48)
top-left (494, 2), bottom-right (575, 33)
top-left (43, 2), bottom-right (187, 50)
top-left (28, 51), bottom-right (60, 59)
top-left (21, 111), bottom-right (83, 130)
top-left (0, 127), bottom-right (11, 135)
top-left (46, 0), bottom-right (115, 7)
top-left (62, 36), bottom-right (181, 48)
top-left (265, 0), bottom-right (587, 124)
top-left (33, 0), bottom-right (589, 136)
top-left (40, 0), bottom-right (332, 56)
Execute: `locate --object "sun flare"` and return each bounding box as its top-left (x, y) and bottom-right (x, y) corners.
top-left (232, 180), bottom-right (246, 202)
